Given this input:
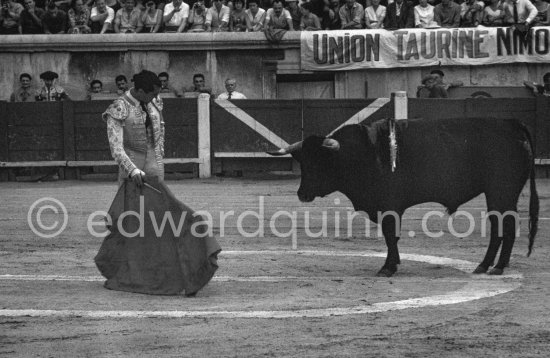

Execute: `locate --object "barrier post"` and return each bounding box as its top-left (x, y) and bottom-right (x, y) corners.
top-left (392, 91), bottom-right (408, 120)
top-left (197, 93), bottom-right (212, 178)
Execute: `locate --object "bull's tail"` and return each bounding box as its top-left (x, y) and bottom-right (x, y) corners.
top-left (521, 123), bottom-right (539, 256)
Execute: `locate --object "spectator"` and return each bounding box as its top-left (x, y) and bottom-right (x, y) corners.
top-left (414, 0), bottom-right (436, 28)
top-left (1, 0), bottom-right (24, 34)
top-left (524, 72), bottom-right (550, 96)
top-left (87, 79), bottom-right (103, 99)
top-left (339, 0), bottom-right (364, 29)
top-left (217, 78), bottom-right (247, 99)
top-left (417, 74), bottom-right (448, 98)
top-left (10, 73), bottom-right (36, 102)
top-left (532, 0), bottom-right (550, 25)
top-left (184, 73), bottom-right (212, 96)
top-left (482, 0), bottom-right (505, 26)
top-left (384, 0), bottom-right (414, 29)
top-left (114, 0), bottom-right (142, 33)
top-left (502, 0), bottom-right (537, 25)
top-left (365, 0), bottom-right (386, 29)
top-left (322, 0), bottom-right (341, 29)
top-left (460, 0), bottom-right (484, 27)
top-left (67, 0), bottom-right (91, 33)
top-left (18, 0), bottom-right (45, 34)
top-left (245, 0), bottom-right (266, 31)
top-left (115, 74), bottom-right (129, 95)
top-left (286, 0), bottom-right (301, 31)
top-left (141, 0), bottom-right (161, 32)
top-left (163, 0), bottom-right (188, 32)
top-left (264, 0), bottom-right (293, 30)
top-left (300, 2), bottom-right (321, 30)
top-left (430, 69), bottom-right (463, 90)
top-left (230, 0), bottom-right (251, 31)
top-left (434, 0), bottom-right (461, 28)
top-left (158, 72), bottom-right (181, 97)
top-left (36, 71), bottom-right (70, 101)
top-left (206, 0), bottom-right (230, 31)
top-left (43, 1), bottom-right (68, 33)
top-left (90, 0), bottom-right (115, 33)
top-left (187, 0), bottom-right (208, 32)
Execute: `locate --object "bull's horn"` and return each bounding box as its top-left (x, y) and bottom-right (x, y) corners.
top-left (266, 141), bottom-right (303, 156)
top-left (322, 138), bottom-right (340, 151)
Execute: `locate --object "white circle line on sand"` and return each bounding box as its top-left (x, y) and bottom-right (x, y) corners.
top-left (0, 250), bottom-right (522, 319)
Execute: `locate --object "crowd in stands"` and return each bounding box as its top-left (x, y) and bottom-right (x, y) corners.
top-left (1, 0), bottom-right (549, 34)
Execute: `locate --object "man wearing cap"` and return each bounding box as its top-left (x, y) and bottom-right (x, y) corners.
top-left (103, 70), bottom-right (165, 186)
top-left (36, 71), bottom-right (70, 101)
top-left (430, 69), bottom-right (464, 91)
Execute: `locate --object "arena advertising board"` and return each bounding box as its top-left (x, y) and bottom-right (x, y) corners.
top-left (301, 27), bottom-right (550, 71)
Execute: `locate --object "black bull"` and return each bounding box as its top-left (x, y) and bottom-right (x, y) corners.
top-left (269, 117), bottom-right (539, 277)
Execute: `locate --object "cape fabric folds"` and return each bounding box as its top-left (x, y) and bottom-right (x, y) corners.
top-left (94, 178), bottom-right (221, 295)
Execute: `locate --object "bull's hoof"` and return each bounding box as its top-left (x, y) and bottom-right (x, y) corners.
top-left (473, 265), bottom-right (488, 274)
top-left (376, 268), bottom-right (396, 277)
top-left (488, 267), bottom-right (504, 275)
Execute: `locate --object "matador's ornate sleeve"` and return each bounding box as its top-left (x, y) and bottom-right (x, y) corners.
top-left (103, 100), bottom-right (137, 177)
top-left (152, 96), bottom-right (165, 158)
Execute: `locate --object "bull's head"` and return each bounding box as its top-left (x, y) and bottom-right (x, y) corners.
top-left (268, 136), bottom-right (341, 202)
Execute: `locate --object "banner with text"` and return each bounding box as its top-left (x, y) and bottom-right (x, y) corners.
top-left (301, 27), bottom-right (550, 71)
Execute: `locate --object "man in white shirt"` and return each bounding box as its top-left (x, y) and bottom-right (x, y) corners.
top-left (217, 78), bottom-right (247, 100)
top-left (163, 0), bottom-right (189, 32)
top-left (90, 0), bottom-right (114, 34)
top-left (206, 0), bottom-right (230, 32)
top-left (502, 0), bottom-right (537, 25)
top-left (265, 0), bottom-right (294, 30)
top-left (245, 0), bottom-right (265, 31)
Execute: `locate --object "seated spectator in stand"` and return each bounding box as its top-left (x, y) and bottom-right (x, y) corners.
top-left (115, 74), bottom-right (129, 94)
top-left (286, 0), bottom-right (301, 31)
top-left (10, 73), bottom-right (36, 102)
top-left (141, 0), bottom-right (161, 32)
top-left (1, 0), bottom-right (24, 34)
top-left (158, 72), bottom-right (181, 97)
top-left (322, 0), bottom-right (341, 29)
top-left (340, 0), bottom-right (363, 29)
top-left (434, 0), bottom-right (461, 28)
top-left (532, 0), bottom-right (550, 26)
top-left (414, 0), bottom-right (437, 28)
top-left (206, 0), bottom-right (230, 31)
top-left (67, 0), bottom-right (91, 33)
top-left (217, 78), bottom-right (247, 99)
top-left (430, 69), bottom-right (463, 90)
top-left (502, 0), bottom-right (537, 26)
top-left (114, 0), bottom-right (142, 32)
top-left (187, 0), bottom-right (208, 31)
top-left (90, 0), bottom-right (115, 33)
top-left (460, 0), bottom-right (484, 27)
top-left (163, 0), bottom-right (188, 32)
top-left (384, 0), bottom-right (414, 29)
top-left (245, 0), bottom-right (266, 31)
top-left (43, 1), bottom-right (68, 33)
top-left (183, 73), bottom-right (212, 97)
top-left (18, 0), bottom-right (45, 34)
top-left (417, 74), bottom-right (448, 98)
top-left (365, 0), bottom-right (386, 29)
top-left (36, 71), bottom-right (70, 101)
top-left (482, 0), bottom-right (505, 26)
top-left (300, 2), bottom-right (321, 30)
top-left (524, 72), bottom-right (550, 96)
top-left (230, 0), bottom-right (251, 31)
top-left (87, 79), bottom-right (103, 99)
top-left (265, 0), bottom-right (294, 30)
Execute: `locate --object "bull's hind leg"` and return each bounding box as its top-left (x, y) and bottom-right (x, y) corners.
top-left (474, 215), bottom-right (503, 274)
top-left (490, 211), bottom-right (518, 275)
top-left (377, 212), bottom-right (402, 277)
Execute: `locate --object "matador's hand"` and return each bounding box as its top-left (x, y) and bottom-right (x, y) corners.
top-left (130, 168), bottom-right (145, 187)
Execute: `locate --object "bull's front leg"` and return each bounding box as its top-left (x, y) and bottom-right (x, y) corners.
top-left (377, 212), bottom-right (402, 277)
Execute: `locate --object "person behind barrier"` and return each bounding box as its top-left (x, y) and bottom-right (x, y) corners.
top-left (246, 0), bottom-right (266, 31)
top-left (339, 0), bottom-right (363, 29)
top-left (417, 74), bottom-right (448, 98)
top-left (365, 0), bottom-right (386, 29)
top-left (115, 74), bottom-right (129, 95)
top-left (300, 1), bottom-right (321, 30)
top-left (67, 0), bottom-right (91, 33)
top-left (86, 79), bottom-right (103, 100)
top-left (434, 0), bottom-right (461, 28)
top-left (158, 71), bottom-right (181, 97)
top-left (384, 0), bottom-right (414, 29)
top-left (114, 0), bottom-right (143, 33)
top-left (42, 1), bottom-right (68, 34)
top-left (183, 73), bottom-right (212, 97)
top-left (524, 72), bottom-right (550, 97)
top-left (206, 0), bottom-right (230, 31)
top-left (217, 78), bottom-right (246, 99)
top-left (414, 0), bottom-right (436, 28)
top-left (36, 70), bottom-right (70, 101)
top-left (230, 0), bottom-right (251, 31)
top-left (482, 0), bottom-right (505, 26)
top-left (0, 0), bottom-right (24, 34)
top-left (430, 69), bottom-right (463, 90)
top-left (141, 0), bottom-right (162, 32)
top-left (103, 70), bottom-right (164, 186)
top-left (10, 73), bottom-right (36, 102)
top-left (532, 0), bottom-right (550, 26)
top-left (187, 0), bottom-right (208, 32)
top-left (460, 0), bottom-right (484, 27)
top-left (502, 0), bottom-right (537, 26)
top-left (90, 0), bottom-right (115, 33)
top-left (18, 0), bottom-right (45, 34)
top-left (163, 0), bottom-right (188, 32)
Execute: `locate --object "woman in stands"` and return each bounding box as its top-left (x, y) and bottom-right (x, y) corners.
top-left (187, 0), bottom-right (208, 32)
top-left (67, 0), bottom-right (90, 33)
top-left (532, 0), bottom-right (550, 25)
top-left (141, 0), bottom-right (162, 32)
top-left (365, 0), bottom-right (386, 29)
top-left (414, 0), bottom-right (436, 28)
top-left (229, 0), bottom-right (251, 31)
top-left (482, 0), bottom-right (505, 26)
